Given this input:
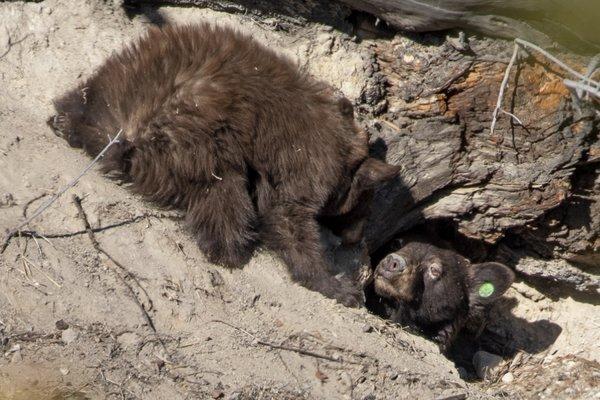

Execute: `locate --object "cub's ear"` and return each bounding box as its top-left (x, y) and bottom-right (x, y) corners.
top-left (469, 262), bottom-right (515, 306)
top-left (355, 158), bottom-right (401, 189)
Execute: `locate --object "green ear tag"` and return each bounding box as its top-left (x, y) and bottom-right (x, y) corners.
top-left (479, 282), bottom-right (495, 298)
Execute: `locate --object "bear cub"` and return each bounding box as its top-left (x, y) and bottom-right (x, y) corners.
top-left (48, 23), bottom-right (400, 307)
top-left (373, 241), bottom-right (514, 352)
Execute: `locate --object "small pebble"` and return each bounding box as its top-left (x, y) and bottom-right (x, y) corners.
top-left (10, 349), bottom-right (23, 363)
top-left (55, 319), bottom-right (69, 330)
top-left (501, 372), bottom-right (514, 384)
top-left (362, 324), bottom-right (373, 333)
top-left (7, 344), bottom-right (21, 354)
top-left (61, 328), bottom-right (78, 344)
top-left (340, 372), bottom-right (353, 387)
top-left (473, 351), bottom-right (504, 379)
top-left (60, 367), bottom-right (69, 376)
top-left (473, 350), bottom-right (503, 380)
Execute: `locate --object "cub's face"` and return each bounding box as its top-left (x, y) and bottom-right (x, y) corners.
top-left (374, 242), bottom-right (514, 349)
top-left (374, 243), bottom-right (469, 317)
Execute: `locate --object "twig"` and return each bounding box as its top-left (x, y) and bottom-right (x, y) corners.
top-left (514, 38), bottom-right (600, 88)
top-left (72, 195), bottom-right (161, 343)
top-left (499, 109), bottom-right (524, 125)
top-left (0, 34), bottom-right (31, 60)
top-left (22, 193), bottom-right (48, 218)
top-left (211, 319), bottom-right (356, 364)
top-left (491, 43), bottom-right (519, 135)
top-left (18, 254), bottom-right (62, 288)
top-left (576, 54), bottom-right (600, 98)
top-left (564, 79), bottom-right (600, 99)
top-left (11, 212), bottom-right (183, 241)
top-left (1, 129), bottom-right (123, 254)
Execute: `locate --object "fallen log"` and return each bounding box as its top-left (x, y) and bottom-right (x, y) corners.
top-left (338, 0), bottom-right (600, 54)
top-left (128, 0), bottom-right (600, 54)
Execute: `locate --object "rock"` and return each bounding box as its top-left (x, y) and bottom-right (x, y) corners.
top-left (10, 348), bottom-right (22, 363)
top-left (316, 33), bottom-right (334, 55)
top-left (473, 351), bottom-right (504, 380)
top-left (61, 328), bottom-right (78, 344)
top-left (362, 324), bottom-right (373, 333)
top-left (501, 372), bottom-right (514, 384)
top-left (60, 367), bottom-right (69, 376)
top-left (0, 193), bottom-right (15, 207)
top-left (5, 344), bottom-right (20, 357)
top-left (55, 319), bottom-right (69, 330)
top-left (340, 372), bottom-right (353, 387)
top-left (435, 394), bottom-right (467, 400)
top-left (117, 332), bottom-right (141, 349)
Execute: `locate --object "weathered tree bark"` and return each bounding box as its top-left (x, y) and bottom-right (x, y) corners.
top-left (127, 0), bottom-right (599, 293)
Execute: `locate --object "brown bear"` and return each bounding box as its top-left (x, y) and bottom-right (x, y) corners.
top-left (373, 241), bottom-right (514, 352)
top-left (47, 23), bottom-right (400, 307)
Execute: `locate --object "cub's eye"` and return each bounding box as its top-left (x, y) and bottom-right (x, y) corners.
top-left (427, 261), bottom-right (443, 280)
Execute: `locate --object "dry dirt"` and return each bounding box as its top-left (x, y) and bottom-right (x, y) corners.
top-left (0, 1), bottom-right (598, 399)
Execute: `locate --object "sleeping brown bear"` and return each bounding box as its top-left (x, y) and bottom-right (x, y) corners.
top-left (373, 241), bottom-right (514, 352)
top-left (47, 23), bottom-right (400, 307)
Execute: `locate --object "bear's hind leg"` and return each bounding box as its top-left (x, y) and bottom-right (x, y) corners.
top-left (186, 173), bottom-right (258, 268)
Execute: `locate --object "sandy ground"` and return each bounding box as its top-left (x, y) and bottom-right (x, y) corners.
top-left (0, 1), bottom-right (598, 399)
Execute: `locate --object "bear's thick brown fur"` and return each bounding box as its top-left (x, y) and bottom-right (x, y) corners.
top-left (48, 23), bottom-right (399, 307)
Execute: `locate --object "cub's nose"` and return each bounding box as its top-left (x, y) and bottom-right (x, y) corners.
top-left (377, 253), bottom-right (407, 278)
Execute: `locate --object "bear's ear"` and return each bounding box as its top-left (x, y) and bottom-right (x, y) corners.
top-left (355, 158), bottom-right (401, 189)
top-left (469, 262), bottom-right (515, 306)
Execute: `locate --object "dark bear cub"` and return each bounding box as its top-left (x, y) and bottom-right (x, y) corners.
top-left (48, 23), bottom-right (400, 307)
top-left (373, 241), bottom-right (514, 352)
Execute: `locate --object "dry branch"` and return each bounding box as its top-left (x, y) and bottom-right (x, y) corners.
top-left (72, 194), bottom-right (159, 335)
top-left (1, 130), bottom-right (123, 254)
top-left (211, 319), bottom-right (365, 364)
top-left (490, 43), bottom-right (519, 135)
